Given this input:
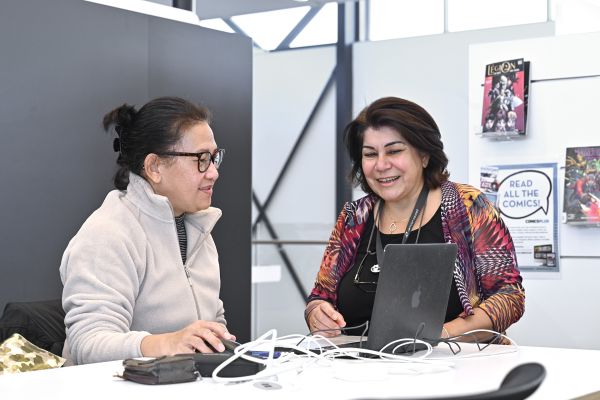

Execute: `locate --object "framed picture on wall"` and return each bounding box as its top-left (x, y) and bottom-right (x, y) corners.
top-left (479, 58), bottom-right (530, 139)
top-left (563, 146), bottom-right (600, 224)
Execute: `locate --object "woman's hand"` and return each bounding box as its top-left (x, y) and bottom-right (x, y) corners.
top-left (141, 320), bottom-right (236, 357)
top-left (306, 300), bottom-right (346, 337)
top-left (441, 308), bottom-right (494, 342)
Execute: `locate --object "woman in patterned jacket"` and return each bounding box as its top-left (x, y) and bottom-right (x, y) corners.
top-left (305, 97), bottom-right (524, 342)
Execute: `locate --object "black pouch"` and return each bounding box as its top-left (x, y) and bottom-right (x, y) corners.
top-left (120, 354), bottom-right (198, 385)
top-left (192, 353), bottom-right (266, 378)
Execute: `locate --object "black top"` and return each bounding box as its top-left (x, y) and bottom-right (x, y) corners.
top-left (175, 214), bottom-right (187, 264)
top-left (337, 206), bottom-right (463, 329)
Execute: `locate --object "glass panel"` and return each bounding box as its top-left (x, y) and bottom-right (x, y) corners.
top-left (368, 0), bottom-right (444, 41)
top-left (448, 0), bottom-right (547, 32)
top-left (232, 7), bottom-right (310, 51)
top-left (550, 0), bottom-right (559, 20)
top-left (252, 222), bottom-right (331, 338)
top-left (290, 3), bottom-right (338, 48)
top-left (198, 18), bottom-right (235, 33)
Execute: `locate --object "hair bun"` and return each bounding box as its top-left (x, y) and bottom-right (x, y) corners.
top-left (112, 138), bottom-right (121, 153)
top-left (102, 103), bottom-right (137, 132)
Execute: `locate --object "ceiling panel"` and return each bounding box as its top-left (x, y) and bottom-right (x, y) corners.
top-left (194, 0), bottom-right (345, 19)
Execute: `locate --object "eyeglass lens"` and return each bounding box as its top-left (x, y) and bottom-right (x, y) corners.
top-left (354, 252), bottom-right (378, 293)
top-left (198, 149), bottom-right (223, 172)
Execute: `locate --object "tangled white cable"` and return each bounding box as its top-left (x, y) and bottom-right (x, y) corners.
top-left (209, 329), bottom-right (466, 383)
top-left (209, 328), bottom-right (518, 383)
top-left (211, 329), bottom-right (319, 383)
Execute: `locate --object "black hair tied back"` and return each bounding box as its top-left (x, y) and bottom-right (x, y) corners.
top-left (102, 103), bottom-right (138, 190)
top-left (102, 97), bottom-right (212, 191)
top-left (112, 125), bottom-right (123, 152)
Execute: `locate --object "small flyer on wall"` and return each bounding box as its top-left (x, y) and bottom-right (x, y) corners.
top-left (563, 145), bottom-right (600, 224)
top-left (479, 58), bottom-right (530, 139)
top-left (480, 163), bottom-right (558, 272)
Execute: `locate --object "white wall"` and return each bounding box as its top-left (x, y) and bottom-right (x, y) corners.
top-left (353, 22), bottom-right (555, 198)
top-left (469, 32), bottom-right (600, 349)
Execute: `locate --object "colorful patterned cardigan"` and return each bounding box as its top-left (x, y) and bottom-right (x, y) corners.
top-left (308, 180), bottom-right (525, 333)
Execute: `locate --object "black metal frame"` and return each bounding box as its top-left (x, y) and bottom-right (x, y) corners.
top-left (335, 2), bottom-right (357, 213)
top-left (252, 70), bottom-right (336, 233)
top-left (252, 193), bottom-right (308, 300)
top-left (222, 6), bottom-right (333, 52)
top-left (172, 0), bottom-right (193, 12)
top-left (252, 70), bottom-right (336, 301)
top-left (276, 5), bottom-right (323, 50)
top-left (222, 18), bottom-right (262, 49)
top-left (252, 3), bottom-right (359, 303)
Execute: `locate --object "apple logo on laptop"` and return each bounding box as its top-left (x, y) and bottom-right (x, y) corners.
top-left (411, 285), bottom-right (422, 309)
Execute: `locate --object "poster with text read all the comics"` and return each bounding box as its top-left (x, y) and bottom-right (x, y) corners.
top-left (480, 163), bottom-right (558, 272)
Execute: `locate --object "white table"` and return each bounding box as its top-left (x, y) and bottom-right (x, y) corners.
top-left (1, 344), bottom-right (598, 399)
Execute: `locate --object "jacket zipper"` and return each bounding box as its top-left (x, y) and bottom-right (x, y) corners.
top-left (174, 218), bottom-right (202, 321)
top-left (184, 264), bottom-right (202, 320)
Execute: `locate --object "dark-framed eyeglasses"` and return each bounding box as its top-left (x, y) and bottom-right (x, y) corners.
top-left (353, 213), bottom-right (379, 293)
top-left (353, 250), bottom-right (379, 294)
top-left (157, 148), bottom-right (225, 173)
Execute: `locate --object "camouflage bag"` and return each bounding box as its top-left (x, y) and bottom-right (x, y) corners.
top-left (0, 333), bottom-right (65, 374)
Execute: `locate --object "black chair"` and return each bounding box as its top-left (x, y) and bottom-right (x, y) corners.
top-left (356, 362), bottom-right (546, 400)
top-left (0, 299), bottom-right (66, 356)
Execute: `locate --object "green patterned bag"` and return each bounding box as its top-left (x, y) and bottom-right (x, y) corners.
top-left (0, 333), bottom-right (65, 374)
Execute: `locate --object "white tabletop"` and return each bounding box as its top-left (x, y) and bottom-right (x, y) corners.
top-left (1, 344), bottom-right (598, 399)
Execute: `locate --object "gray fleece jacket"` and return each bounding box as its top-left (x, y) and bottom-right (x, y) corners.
top-left (60, 173), bottom-right (225, 365)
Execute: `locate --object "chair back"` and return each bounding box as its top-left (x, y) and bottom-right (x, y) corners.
top-left (353, 362), bottom-right (546, 400)
top-left (0, 299), bottom-right (65, 356)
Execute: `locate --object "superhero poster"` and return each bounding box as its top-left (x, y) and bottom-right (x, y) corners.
top-left (564, 146), bottom-right (600, 224)
top-left (480, 58), bottom-right (529, 138)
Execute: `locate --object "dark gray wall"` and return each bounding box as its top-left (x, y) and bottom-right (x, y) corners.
top-left (148, 15), bottom-right (253, 341)
top-left (0, 0), bottom-right (252, 341)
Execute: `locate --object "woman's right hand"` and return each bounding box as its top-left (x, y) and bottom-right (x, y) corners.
top-left (305, 300), bottom-right (346, 337)
top-left (141, 320), bottom-right (236, 357)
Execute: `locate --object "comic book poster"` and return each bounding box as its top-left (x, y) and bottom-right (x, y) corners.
top-left (563, 146), bottom-right (600, 224)
top-left (480, 165), bottom-right (500, 205)
top-left (480, 58), bottom-right (529, 138)
top-left (480, 163), bottom-right (559, 272)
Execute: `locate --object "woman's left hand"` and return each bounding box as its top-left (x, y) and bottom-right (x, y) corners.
top-left (305, 300), bottom-right (346, 337)
top-left (442, 308), bottom-right (494, 341)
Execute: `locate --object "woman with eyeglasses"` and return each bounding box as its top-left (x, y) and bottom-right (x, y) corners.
top-left (305, 97), bottom-right (524, 343)
top-left (60, 97), bottom-right (235, 365)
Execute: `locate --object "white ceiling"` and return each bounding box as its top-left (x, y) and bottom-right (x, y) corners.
top-left (194, 0), bottom-right (347, 19)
